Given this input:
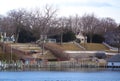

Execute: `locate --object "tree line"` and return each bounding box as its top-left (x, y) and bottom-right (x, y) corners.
top-left (0, 5), bottom-right (118, 43)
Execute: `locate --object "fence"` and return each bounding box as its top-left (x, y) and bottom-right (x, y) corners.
top-left (0, 60), bottom-right (106, 71)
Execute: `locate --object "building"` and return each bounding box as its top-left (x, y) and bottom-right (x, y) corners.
top-left (0, 32), bottom-right (15, 43)
top-left (76, 32), bottom-right (87, 43)
top-left (107, 54), bottom-right (120, 66)
top-left (46, 39), bottom-right (56, 43)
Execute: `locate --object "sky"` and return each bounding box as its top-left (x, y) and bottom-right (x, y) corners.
top-left (0, 0), bottom-right (120, 23)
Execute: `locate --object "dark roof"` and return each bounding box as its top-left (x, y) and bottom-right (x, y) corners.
top-left (107, 54), bottom-right (120, 62)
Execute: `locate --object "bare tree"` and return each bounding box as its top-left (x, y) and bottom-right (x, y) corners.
top-left (99, 17), bottom-right (117, 34)
top-left (7, 9), bottom-right (28, 42)
top-left (69, 15), bottom-right (82, 34)
top-left (114, 27), bottom-right (120, 53)
top-left (81, 14), bottom-right (100, 43)
top-left (42, 5), bottom-right (58, 35)
top-left (104, 25), bottom-right (120, 53)
top-left (0, 15), bottom-right (15, 36)
top-left (31, 5), bottom-right (58, 40)
top-left (58, 17), bottom-right (68, 44)
top-left (0, 7), bottom-right (119, 44)
top-left (0, 15), bottom-right (3, 32)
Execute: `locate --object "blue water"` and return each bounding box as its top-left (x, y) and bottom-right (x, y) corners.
top-left (0, 71), bottom-right (120, 81)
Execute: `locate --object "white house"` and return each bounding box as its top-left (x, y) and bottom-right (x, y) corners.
top-left (0, 32), bottom-right (15, 43)
top-left (46, 39), bottom-right (56, 43)
top-left (107, 54), bottom-right (120, 66)
top-left (76, 32), bottom-right (87, 43)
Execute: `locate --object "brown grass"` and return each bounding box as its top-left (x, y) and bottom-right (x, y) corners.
top-left (80, 43), bottom-right (109, 51)
top-left (58, 43), bottom-right (82, 51)
top-left (105, 50), bottom-right (118, 53)
top-left (39, 51), bottom-right (57, 60)
top-left (44, 43), bottom-right (69, 60)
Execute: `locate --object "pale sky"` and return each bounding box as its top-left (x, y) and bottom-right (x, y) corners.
top-left (0, 0), bottom-right (120, 23)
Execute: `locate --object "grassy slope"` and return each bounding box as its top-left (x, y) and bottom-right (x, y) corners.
top-left (11, 43), bottom-right (57, 60)
top-left (58, 43), bottom-right (83, 51)
top-left (38, 51), bottom-right (57, 60)
top-left (80, 43), bottom-right (109, 51)
top-left (0, 43), bottom-right (111, 61)
top-left (46, 43), bottom-right (109, 51)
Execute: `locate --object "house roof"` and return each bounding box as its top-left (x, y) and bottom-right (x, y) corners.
top-left (107, 54), bottom-right (120, 62)
top-left (76, 32), bottom-right (85, 39)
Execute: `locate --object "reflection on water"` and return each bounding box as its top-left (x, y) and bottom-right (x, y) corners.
top-left (1, 67), bottom-right (120, 72)
top-left (0, 67), bottom-right (105, 72)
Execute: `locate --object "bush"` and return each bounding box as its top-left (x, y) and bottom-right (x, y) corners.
top-left (49, 30), bottom-right (76, 43)
top-left (87, 34), bottom-right (105, 43)
top-left (18, 27), bottom-right (36, 43)
top-left (63, 31), bottom-right (76, 42)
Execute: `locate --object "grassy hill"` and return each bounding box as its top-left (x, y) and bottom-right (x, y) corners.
top-left (58, 43), bottom-right (83, 51)
top-left (0, 42), bottom-right (112, 61)
top-left (80, 43), bottom-right (109, 51)
top-left (45, 43), bottom-right (109, 51)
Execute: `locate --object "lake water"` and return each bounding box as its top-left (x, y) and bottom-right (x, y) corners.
top-left (0, 68), bottom-right (120, 81)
